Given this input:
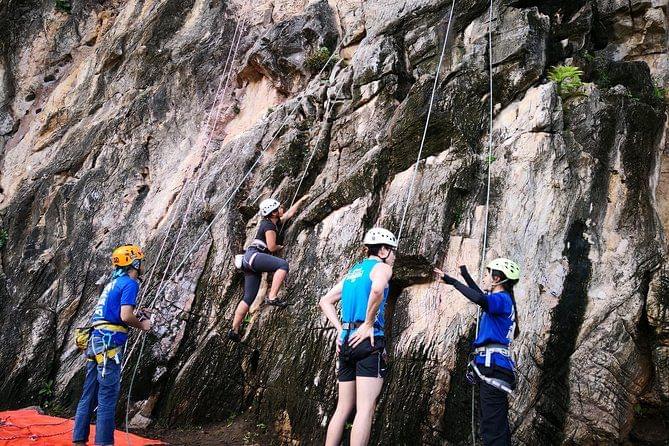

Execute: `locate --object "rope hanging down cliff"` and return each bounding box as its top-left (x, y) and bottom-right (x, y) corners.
top-left (390, 0), bottom-right (497, 443)
top-left (472, 0), bottom-right (496, 444)
top-left (122, 36), bottom-right (342, 440)
top-left (121, 18), bottom-right (245, 376)
top-left (123, 17), bottom-right (246, 442)
top-left (395, 0), bottom-right (457, 245)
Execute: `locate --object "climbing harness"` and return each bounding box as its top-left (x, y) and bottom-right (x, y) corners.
top-left (467, 361), bottom-right (514, 395)
top-left (339, 321), bottom-right (384, 363)
top-left (474, 343), bottom-right (511, 368)
top-left (74, 322), bottom-right (127, 352)
top-left (234, 236), bottom-right (272, 271)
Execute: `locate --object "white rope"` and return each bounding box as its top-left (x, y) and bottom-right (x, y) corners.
top-left (285, 75), bottom-right (345, 214)
top-left (145, 46), bottom-right (340, 297)
top-left (122, 46), bottom-right (341, 437)
top-left (472, 2), bottom-right (496, 445)
top-left (396, 0), bottom-right (457, 244)
top-left (135, 19), bottom-right (242, 308)
top-left (124, 20), bottom-right (246, 444)
top-left (122, 20), bottom-right (245, 373)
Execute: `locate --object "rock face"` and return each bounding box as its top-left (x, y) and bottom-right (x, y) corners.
top-left (0, 0), bottom-right (668, 444)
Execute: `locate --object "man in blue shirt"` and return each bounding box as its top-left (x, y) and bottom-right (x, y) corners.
top-left (435, 258), bottom-right (521, 446)
top-left (73, 245), bottom-right (152, 446)
top-left (319, 227), bottom-right (396, 446)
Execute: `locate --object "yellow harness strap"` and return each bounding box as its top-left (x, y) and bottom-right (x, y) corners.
top-left (85, 323), bottom-right (127, 364)
top-left (91, 323), bottom-right (128, 333)
top-left (88, 347), bottom-right (121, 364)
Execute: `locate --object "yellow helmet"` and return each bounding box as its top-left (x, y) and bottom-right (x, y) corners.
top-left (486, 258), bottom-right (520, 281)
top-left (111, 244), bottom-right (145, 268)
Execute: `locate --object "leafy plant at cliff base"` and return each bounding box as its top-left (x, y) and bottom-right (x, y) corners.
top-left (305, 46), bottom-right (338, 72)
top-left (653, 78), bottom-right (667, 102)
top-left (55, 0), bottom-right (71, 13)
top-left (0, 228), bottom-right (7, 249)
top-left (548, 65), bottom-right (585, 99)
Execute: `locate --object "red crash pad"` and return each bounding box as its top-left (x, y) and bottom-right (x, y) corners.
top-left (0, 409), bottom-right (163, 445)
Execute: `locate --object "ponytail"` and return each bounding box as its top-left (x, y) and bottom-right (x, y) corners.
top-left (506, 283), bottom-right (520, 338)
top-left (491, 270), bottom-right (520, 338)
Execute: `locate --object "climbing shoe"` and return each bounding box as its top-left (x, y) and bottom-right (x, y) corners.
top-left (227, 329), bottom-right (242, 342)
top-left (264, 298), bottom-right (289, 308)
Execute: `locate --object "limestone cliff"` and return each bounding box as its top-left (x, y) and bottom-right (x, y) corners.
top-left (0, 0), bottom-right (668, 444)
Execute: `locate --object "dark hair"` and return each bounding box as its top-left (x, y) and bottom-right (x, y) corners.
top-left (490, 269), bottom-right (520, 338)
top-left (366, 244), bottom-right (393, 257)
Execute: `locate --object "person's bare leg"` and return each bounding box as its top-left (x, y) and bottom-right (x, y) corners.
top-left (267, 269), bottom-right (287, 300)
top-left (350, 377), bottom-right (383, 446)
top-left (232, 301), bottom-right (249, 332)
top-left (325, 381), bottom-right (356, 446)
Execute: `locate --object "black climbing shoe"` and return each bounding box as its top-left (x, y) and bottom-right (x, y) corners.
top-left (264, 298), bottom-right (289, 308)
top-left (227, 329), bottom-right (242, 342)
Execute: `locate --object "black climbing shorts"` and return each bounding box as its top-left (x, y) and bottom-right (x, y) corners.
top-left (242, 248), bottom-right (289, 306)
top-left (337, 337), bottom-right (387, 382)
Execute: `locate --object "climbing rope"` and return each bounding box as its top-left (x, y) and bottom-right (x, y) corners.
top-left (131, 19), bottom-right (243, 314)
top-left (122, 41), bottom-right (341, 441)
top-left (123, 18), bottom-right (245, 444)
top-left (278, 74), bottom-right (345, 241)
top-left (472, 1), bottom-right (496, 445)
top-left (122, 19), bottom-right (245, 373)
top-left (396, 0), bottom-right (457, 244)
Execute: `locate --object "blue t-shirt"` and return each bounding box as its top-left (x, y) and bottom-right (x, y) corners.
top-left (90, 274), bottom-right (139, 346)
top-left (340, 258), bottom-right (389, 341)
top-left (473, 291), bottom-right (516, 371)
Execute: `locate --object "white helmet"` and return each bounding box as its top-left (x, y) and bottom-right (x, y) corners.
top-left (363, 227), bottom-right (398, 248)
top-left (486, 258), bottom-right (521, 281)
top-left (259, 198), bottom-right (281, 217)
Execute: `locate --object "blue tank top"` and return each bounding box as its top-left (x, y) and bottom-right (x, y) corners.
top-left (340, 258), bottom-right (389, 341)
top-left (473, 291), bottom-right (516, 371)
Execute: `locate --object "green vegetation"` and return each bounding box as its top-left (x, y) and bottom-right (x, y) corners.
top-left (581, 51), bottom-right (595, 63)
top-left (0, 228), bottom-right (7, 249)
top-left (626, 91), bottom-right (641, 103)
top-left (39, 380), bottom-right (54, 400)
top-left (596, 70), bottom-right (611, 89)
top-left (305, 46), bottom-right (338, 72)
top-left (548, 65), bottom-right (585, 99)
top-left (233, 104), bottom-right (241, 115)
top-left (653, 78), bottom-right (667, 102)
top-left (55, 0), bottom-right (71, 13)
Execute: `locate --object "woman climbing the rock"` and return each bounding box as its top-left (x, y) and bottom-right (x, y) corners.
top-left (434, 258), bottom-right (521, 446)
top-left (228, 195), bottom-right (310, 342)
top-left (319, 227), bottom-right (396, 446)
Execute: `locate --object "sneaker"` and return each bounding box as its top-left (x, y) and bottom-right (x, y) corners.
top-left (264, 298), bottom-right (289, 308)
top-left (227, 329), bottom-right (242, 342)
